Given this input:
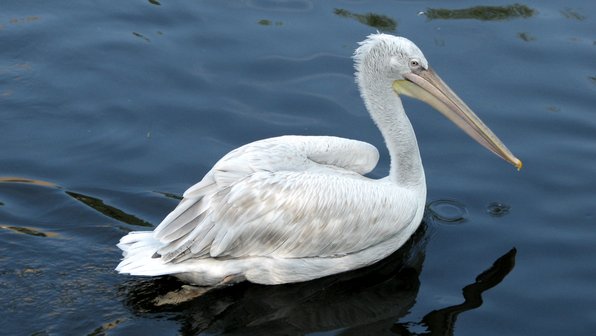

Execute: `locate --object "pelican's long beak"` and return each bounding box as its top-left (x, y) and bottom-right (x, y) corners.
top-left (393, 68), bottom-right (522, 170)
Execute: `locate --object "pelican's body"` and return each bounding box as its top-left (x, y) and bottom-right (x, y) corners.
top-left (117, 34), bottom-right (520, 288)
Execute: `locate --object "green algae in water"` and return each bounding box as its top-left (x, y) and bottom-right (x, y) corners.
top-left (132, 31), bottom-right (151, 43)
top-left (560, 8), bottom-right (585, 21)
top-left (425, 4), bottom-right (535, 21)
top-left (155, 191), bottom-right (183, 201)
top-left (66, 191), bottom-right (153, 227)
top-left (258, 19), bottom-right (283, 26)
top-left (334, 8), bottom-right (397, 31)
top-left (0, 225), bottom-right (58, 237)
top-left (518, 32), bottom-right (536, 42)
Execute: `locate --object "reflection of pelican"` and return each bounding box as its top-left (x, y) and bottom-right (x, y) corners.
top-left (121, 227), bottom-right (517, 335)
top-left (116, 33), bottom-right (521, 289)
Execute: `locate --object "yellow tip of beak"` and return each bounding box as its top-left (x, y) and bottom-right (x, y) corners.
top-left (514, 159), bottom-right (523, 171)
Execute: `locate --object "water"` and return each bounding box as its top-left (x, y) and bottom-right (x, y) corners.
top-left (1, 1), bottom-right (594, 335)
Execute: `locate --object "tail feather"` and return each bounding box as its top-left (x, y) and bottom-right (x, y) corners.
top-left (116, 231), bottom-right (186, 276)
top-left (116, 230), bottom-right (235, 286)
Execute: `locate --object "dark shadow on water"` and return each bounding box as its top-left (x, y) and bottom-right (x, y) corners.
top-left (119, 223), bottom-right (517, 335)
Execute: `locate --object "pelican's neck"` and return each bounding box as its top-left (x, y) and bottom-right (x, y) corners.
top-left (358, 78), bottom-right (425, 188)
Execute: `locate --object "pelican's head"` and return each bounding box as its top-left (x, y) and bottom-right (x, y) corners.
top-left (354, 33), bottom-right (522, 170)
top-left (355, 34), bottom-right (428, 83)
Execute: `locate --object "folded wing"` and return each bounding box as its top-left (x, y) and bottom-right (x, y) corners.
top-left (152, 135), bottom-right (418, 263)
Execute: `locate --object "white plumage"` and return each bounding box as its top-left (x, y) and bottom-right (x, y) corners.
top-left (116, 33), bottom-right (520, 288)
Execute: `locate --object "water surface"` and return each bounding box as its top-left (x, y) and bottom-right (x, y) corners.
top-left (1, 0), bottom-right (595, 335)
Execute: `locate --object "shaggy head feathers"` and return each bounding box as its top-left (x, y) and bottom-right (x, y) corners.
top-left (353, 33), bottom-right (428, 84)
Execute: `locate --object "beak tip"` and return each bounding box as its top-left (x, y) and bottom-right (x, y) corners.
top-left (514, 158), bottom-right (523, 171)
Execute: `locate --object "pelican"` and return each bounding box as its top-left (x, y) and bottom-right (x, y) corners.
top-left (116, 33), bottom-right (521, 291)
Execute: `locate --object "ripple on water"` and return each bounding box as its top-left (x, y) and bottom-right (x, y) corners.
top-left (426, 199), bottom-right (468, 224)
top-left (486, 201), bottom-right (511, 217)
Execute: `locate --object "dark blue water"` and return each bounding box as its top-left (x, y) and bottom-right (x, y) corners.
top-left (1, 1), bottom-right (595, 335)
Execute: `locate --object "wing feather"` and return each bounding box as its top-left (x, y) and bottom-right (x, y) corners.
top-left (151, 136), bottom-right (413, 263)
top-left (156, 170), bottom-right (417, 262)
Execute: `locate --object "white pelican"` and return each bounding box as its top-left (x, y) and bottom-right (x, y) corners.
top-left (116, 33), bottom-right (521, 291)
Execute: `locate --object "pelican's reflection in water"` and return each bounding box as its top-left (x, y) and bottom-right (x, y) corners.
top-left (121, 224), bottom-right (516, 335)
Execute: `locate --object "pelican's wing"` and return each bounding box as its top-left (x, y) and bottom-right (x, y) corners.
top-left (152, 136), bottom-right (418, 262)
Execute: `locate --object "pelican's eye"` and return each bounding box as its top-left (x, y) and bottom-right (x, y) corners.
top-left (409, 59), bottom-right (421, 70)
